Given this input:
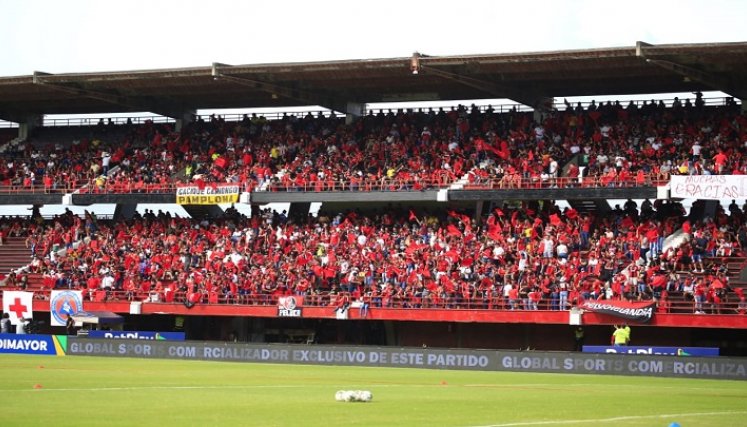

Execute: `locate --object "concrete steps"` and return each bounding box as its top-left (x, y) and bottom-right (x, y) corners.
top-left (0, 237), bottom-right (33, 273)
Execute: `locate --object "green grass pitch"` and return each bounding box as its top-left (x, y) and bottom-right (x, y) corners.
top-left (1, 354), bottom-right (746, 426)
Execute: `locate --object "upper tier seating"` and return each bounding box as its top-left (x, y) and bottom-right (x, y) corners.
top-left (3, 98), bottom-right (743, 195)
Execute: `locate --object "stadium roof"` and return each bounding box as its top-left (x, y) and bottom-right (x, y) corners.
top-left (1, 41), bottom-right (746, 121)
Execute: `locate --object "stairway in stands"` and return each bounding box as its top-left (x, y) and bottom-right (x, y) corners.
top-left (0, 237), bottom-right (42, 288)
top-left (567, 199), bottom-right (611, 217)
top-left (0, 237), bottom-right (31, 272)
top-left (716, 256), bottom-right (747, 291)
top-left (182, 204), bottom-right (225, 219)
top-left (0, 132), bottom-right (24, 154)
top-left (665, 255), bottom-right (747, 314)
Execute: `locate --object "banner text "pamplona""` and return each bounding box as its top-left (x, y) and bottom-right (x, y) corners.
top-left (175, 184), bottom-right (240, 205)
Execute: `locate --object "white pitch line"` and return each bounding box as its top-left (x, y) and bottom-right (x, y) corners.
top-left (13, 383), bottom-right (438, 392)
top-left (14, 382), bottom-right (733, 393)
top-left (466, 410), bottom-right (747, 427)
top-left (464, 383), bottom-right (559, 387)
top-left (463, 383), bottom-right (725, 392)
top-left (15, 385), bottom-right (336, 392)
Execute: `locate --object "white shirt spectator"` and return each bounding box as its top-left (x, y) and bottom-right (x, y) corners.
top-left (339, 260), bottom-right (349, 275)
top-left (549, 159), bottom-right (559, 177)
top-left (17, 318), bottom-right (30, 335)
top-left (101, 274), bottom-right (115, 289)
top-left (691, 142), bottom-right (702, 157)
top-left (518, 251), bottom-right (529, 271)
top-left (503, 283), bottom-right (513, 298)
top-left (492, 245), bottom-right (505, 259)
top-left (542, 237), bottom-right (555, 258)
top-left (600, 125), bottom-right (612, 138)
top-left (227, 251), bottom-right (244, 264)
top-left (614, 155), bottom-right (625, 169)
top-left (534, 125), bottom-right (545, 140)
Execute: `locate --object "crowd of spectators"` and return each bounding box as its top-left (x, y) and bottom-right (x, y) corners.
top-left (0, 96), bottom-right (746, 317)
top-left (0, 119), bottom-right (169, 193)
top-left (1, 95), bottom-right (745, 194)
top-left (2, 195), bottom-right (745, 315)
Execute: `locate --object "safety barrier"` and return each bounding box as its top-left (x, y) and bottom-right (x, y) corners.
top-left (6, 288), bottom-right (744, 315)
top-left (0, 173), bottom-right (668, 195)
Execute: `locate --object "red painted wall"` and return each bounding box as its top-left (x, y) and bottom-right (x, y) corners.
top-left (24, 299), bottom-right (747, 329)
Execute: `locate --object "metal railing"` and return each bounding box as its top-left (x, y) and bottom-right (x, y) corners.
top-left (3, 96), bottom-right (737, 131)
top-left (0, 172), bottom-right (667, 196)
top-left (266, 176), bottom-right (454, 192)
top-left (264, 174), bottom-right (666, 193)
top-left (4, 287), bottom-right (744, 315)
top-left (0, 181), bottom-right (88, 195)
top-left (74, 182), bottom-right (181, 195)
top-left (195, 110), bottom-right (342, 123)
top-left (42, 115), bottom-right (176, 128)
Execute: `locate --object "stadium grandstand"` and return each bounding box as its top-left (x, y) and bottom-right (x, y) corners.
top-left (2, 41), bottom-right (747, 354)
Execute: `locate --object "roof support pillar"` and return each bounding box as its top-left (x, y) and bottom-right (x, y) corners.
top-left (18, 114), bottom-right (42, 140)
top-left (474, 200), bottom-right (484, 225)
top-left (174, 110), bottom-right (196, 132)
top-left (343, 102), bottom-right (364, 125)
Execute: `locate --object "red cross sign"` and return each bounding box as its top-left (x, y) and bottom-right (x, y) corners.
top-left (9, 297), bottom-right (28, 319)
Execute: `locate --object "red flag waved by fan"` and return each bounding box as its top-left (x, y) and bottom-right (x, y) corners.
top-left (215, 156), bottom-right (228, 169)
top-left (448, 210), bottom-right (472, 229)
top-left (440, 274), bottom-right (456, 293)
top-left (447, 224), bottom-right (463, 237)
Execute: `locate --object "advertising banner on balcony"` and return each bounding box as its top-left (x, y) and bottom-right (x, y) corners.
top-left (670, 175), bottom-right (747, 200)
top-left (278, 296), bottom-right (303, 318)
top-left (176, 184), bottom-right (240, 205)
top-left (50, 290), bottom-right (84, 327)
top-left (2, 291), bottom-right (34, 326)
top-left (579, 300), bottom-right (655, 323)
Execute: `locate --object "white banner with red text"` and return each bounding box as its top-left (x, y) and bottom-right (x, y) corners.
top-left (2, 291), bottom-right (34, 325)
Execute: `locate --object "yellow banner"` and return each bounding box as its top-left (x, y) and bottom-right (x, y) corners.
top-left (176, 184), bottom-right (240, 205)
